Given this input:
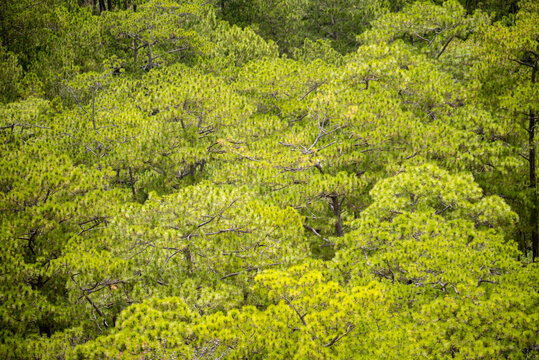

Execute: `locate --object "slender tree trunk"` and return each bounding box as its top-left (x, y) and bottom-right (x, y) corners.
top-left (128, 166), bottom-right (136, 199)
top-left (183, 246), bottom-right (193, 275)
top-left (531, 63), bottom-right (537, 261)
top-left (147, 43), bottom-right (153, 70)
top-left (133, 40), bottom-right (138, 65)
top-left (329, 195), bottom-right (344, 237)
top-left (132, 5), bottom-right (138, 67)
top-left (529, 111), bottom-right (537, 261)
top-left (219, 0), bottom-right (226, 14)
top-left (107, 0), bottom-right (112, 11)
top-left (98, 0), bottom-right (105, 13)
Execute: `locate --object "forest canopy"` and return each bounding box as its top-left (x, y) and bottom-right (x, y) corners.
top-left (0, 0), bottom-right (538, 359)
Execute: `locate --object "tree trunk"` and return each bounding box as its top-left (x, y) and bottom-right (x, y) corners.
top-left (128, 166), bottom-right (136, 199)
top-left (529, 110), bottom-right (537, 261)
top-left (183, 246), bottom-right (193, 275)
top-left (98, 0), bottom-right (105, 13)
top-left (530, 63), bottom-right (537, 262)
top-left (133, 39), bottom-right (138, 65)
top-left (147, 43), bottom-right (153, 70)
top-left (329, 195), bottom-right (344, 237)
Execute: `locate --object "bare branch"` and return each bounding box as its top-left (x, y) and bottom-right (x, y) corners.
top-left (303, 224), bottom-right (335, 246)
top-left (324, 323), bottom-right (356, 347)
top-left (283, 296), bottom-right (307, 326)
top-left (436, 35), bottom-right (454, 59)
top-left (188, 226), bottom-right (252, 238)
top-left (298, 81), bottom-right (327, 101)
top-left (477, 278), bottom-right (499, 287)
top-left (70, 274), bottom-right (109, 328)
top-left (511, 58), bottom-right (535, 68)
top-left (67, 87), bottom-right (90, 116)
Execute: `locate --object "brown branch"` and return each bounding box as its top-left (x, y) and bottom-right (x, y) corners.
top-left (436, 35), bottom-right (454, 59)
top-left (303, 224), bottom-right (334, 246)
top-left (70, 274), bottom-right (109, 328)
top-left (298, 81), bottom-right (326, 101)
top-left (283, 296), bottom-right (307, 326)
top-left (324, 323), bottom-right (356, 347)
top-left (477, 278), bottom-right (499, 287)
top-left (191, 227), bottom-right (252, 237)
top-left (511, 58), bottom-right (535, 68)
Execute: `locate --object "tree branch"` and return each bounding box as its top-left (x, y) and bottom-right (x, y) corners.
top-left (324, 323), bottom-right (356, 347)
top-left (436, 35), bottom-right (454, 59)
top-left (283, 296), bottom-right (307, 326)
top-left (70, 274), bottom-right (109, 328)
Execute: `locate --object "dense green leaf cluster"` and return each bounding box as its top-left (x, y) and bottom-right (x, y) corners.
top-left (0, 0), bottom-right (538, 359)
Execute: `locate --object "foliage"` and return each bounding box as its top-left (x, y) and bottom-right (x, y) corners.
top-left (216, 0), bottom-right (387, 54)
top-left (1, 0), bottom-right (538, 359)
top-left (360, 0), bottom-right (490, 59)
top-left (100, 0), bottom-right (210, 71)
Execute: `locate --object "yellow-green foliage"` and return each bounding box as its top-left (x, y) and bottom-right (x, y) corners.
top-left (1, 1), bottom-right (538, 359)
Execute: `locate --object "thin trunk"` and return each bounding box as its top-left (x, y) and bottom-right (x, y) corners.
top-left (133, 5), bottom-right (138, 66)
top-left (98, 0), bottom-right (105, 13)
top-left (133, 39), bottom-right (138, 65)
top-left (183, 246), bottom-right (193, 275)
top-left (107, 0), bottom-right (112, 11)
top-left (529, 112), bottom-right (537, 261)
top-left (219, 0), bottom-right (225, 13)
top-left (147, 43), bottom-right (153, 70)
top-left (530, 63), bottom-right (537, 262)
top-left (329, 195), bottom-right (344, 237)
top-left (128, 166), bottom-right (136, 199)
